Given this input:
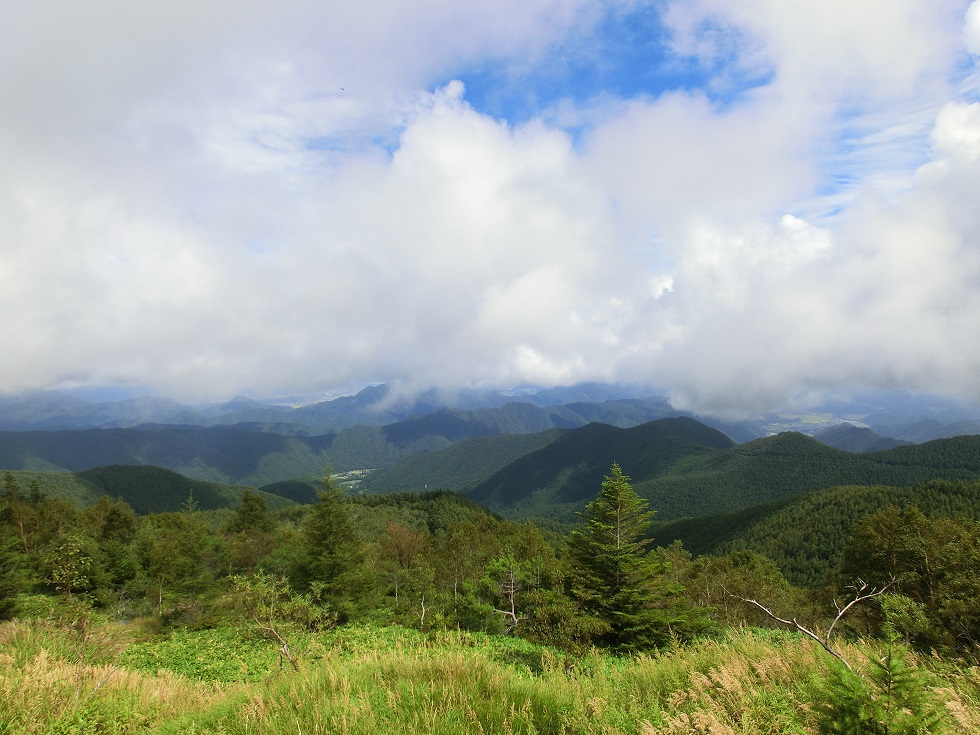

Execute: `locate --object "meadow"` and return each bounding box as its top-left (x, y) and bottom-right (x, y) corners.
top-left (2, 611), bottom-right (980, 735)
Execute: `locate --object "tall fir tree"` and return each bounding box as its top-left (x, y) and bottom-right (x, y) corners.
top-left (567, 463), bottom-right (682, 652)
top-left (294, 472), bottom-right (374, 623)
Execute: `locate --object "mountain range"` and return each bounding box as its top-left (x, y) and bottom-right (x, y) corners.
top-left (7, 401), bottom-right (980, 591)
top-left (2, 383), bottom-right (979, 441)
top-left (359, 418), bottom-right (980, 522)
top-left (1, 383), bottom-right (979, 489)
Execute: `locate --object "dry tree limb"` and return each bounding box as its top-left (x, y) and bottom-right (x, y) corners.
top-left (256, 624), bottom-right (300, 672)
top-left (729, 578), bottom-right (895, 671)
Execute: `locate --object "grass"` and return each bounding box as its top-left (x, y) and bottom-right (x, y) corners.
top-left (1, 618), bottom-right (980, 734)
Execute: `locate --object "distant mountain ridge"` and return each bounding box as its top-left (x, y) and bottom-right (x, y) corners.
top-left (0, 397), bottom-right (684, 485)
top-left (812, 424), bottom-right (911, 452)
top-left (356, 419), bottom-right (980, 523)
top-left (5, 383), bottom-right (977, 442)
top-left (0, 382), bottom-right (663, 433)
top-left (3, 465), bottom-right (294, 515)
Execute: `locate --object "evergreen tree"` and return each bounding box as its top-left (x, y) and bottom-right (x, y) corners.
top-left (0, 531), bottom-right (26, 620)
top-left (225, 490), bottom-right (277, 573)
top-left (294, 472), bottom-right (374, 623)
top-left (226, 491), bottom-right (275, 536)
top-left (2, 471), bottom-right (24, 502)
top-left (814, 642), bottom-right (942, 734)
top-left (566, 463), bottom-right (680, 652)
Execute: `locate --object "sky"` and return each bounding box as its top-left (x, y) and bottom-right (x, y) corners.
top-left (2, 0), bottom-right (980, 417)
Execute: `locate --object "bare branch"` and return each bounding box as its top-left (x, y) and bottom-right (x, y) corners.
top-left (492, 607), bottom-right (520, 634)
top-left (255, 623), bottom-right (299, 672)
top-left (825, 579), bottom-right (895, 643)
top-left (728, 578), bottom-right (895, 671)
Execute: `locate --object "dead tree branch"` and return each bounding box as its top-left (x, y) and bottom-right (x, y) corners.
top-left (255, 624), bottom-right (300, 672)
top-left (729, 578), bottom-right (895, 671)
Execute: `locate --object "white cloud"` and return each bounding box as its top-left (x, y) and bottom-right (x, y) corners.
top-left (648, 99), bottom-right (980, 416)
top-left (966, 1), bottom-right (980, 54)
top-left (0, 0), bottom-right (979, 417)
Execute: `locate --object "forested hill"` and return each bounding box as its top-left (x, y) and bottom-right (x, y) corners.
top-left (2, 465), bottom-right (294, 515)
top-left (653, 479), bottom-right (980, 587)
top-left (0, 397), bottom-right (697, 486)
top-left (465, 417), bottom-right (737, 519)
top-left (357, 429), bottom-right (566, 495)
top-left (0, 426), bottom-right (336, 485)
top-left (458, 427), bottom-right (980, 522)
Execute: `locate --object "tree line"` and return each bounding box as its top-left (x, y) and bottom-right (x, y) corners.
top-left (2, 466), bottom-right (979, 657)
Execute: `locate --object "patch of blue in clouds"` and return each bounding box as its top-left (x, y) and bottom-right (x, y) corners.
top-left (450, 4), bottom-right (771, 128)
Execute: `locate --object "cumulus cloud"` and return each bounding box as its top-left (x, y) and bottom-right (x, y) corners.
top-left (966, 1), bottom-right (980, 54)
top-left (0, 0), bottom-right (978, 417)
top-left (641, 100), bottom-right (980, 416)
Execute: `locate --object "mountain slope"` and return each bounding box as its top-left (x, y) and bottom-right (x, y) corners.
top-left (813, 424), bottom-right (910, 452)
top-left (466, 417), bottom-right (736, 520)
top-left (457, 425), bottom-right (980, 523)
top-left (654, 479), bottom-right (980, 587)
top-left (357, 429), bottom-right (566, 495)
top-left (4, 466), bottom-right (295, 515)
top-left (0, 397), bottom-right (694, 485)
top-left (0, 426), bottom-right (335, 485)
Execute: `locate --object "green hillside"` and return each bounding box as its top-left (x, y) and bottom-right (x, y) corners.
top-left (0, 427), bottom-right (334, 485)
top-left (0, 397), bottom-right (681, 485)
top-left (351, 489), bottom-right (501, 534)
top-left (466, 417), bottom-right (736, 520)
top-left (356, 429), bottom-right (565, 495)
top-left (259, 479), bottom-right (320, 504)
top-left (0, 425), bottom-right (430, 485)
top-left (3, 465), bottom-right (294, 515)
top-left (654, 479), bottom-right (980, 587)
top-left (463, 425), bottom-right (980, 523)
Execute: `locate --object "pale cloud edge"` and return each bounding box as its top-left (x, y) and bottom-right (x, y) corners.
top-left (0, 0), bottom-right (978, 418)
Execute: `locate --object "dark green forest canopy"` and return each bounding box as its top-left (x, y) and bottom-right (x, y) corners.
top-left (462, 429), bottom-right (980, 523)
top-left (653, 479), bottom-right (980, 587)
top-left (1, 466), bottom-right (294, 515)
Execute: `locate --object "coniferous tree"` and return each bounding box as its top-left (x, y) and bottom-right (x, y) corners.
top-left (294, 472), bottom-right (374, 623)
top-left (226, 491), bottom-right (275, 536)
top-left (569, 464), bottom-right (670, 651)
top-left (225, 490), bottom-right (277, 573)
top-left (0, 531), bottom-right (26, 620)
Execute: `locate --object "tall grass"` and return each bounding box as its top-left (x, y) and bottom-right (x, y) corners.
top-left (2, 619), bottom-right (979, 734)
top-left (0, 619), bottom-right (234, 734)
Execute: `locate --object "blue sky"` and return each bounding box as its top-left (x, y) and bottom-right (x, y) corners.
top-left (1, 0), bottom-right (980, 417)
top-left (456, 3), bottom-right (776, 130)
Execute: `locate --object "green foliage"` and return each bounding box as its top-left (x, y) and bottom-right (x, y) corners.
top-left (656, 480), bottom-right (980, 588)
top-left (813, 644), bottom-right (943, 734)
top-left (841, 506), bottom-right (980, 651)
top-left (566, 464), bottom-right (701, 652)
top-left (44, 535), bottom-right (93, 600)
top-left (293, 475), bottom-right (376, 622)
top-left (518, 587), bottom-right (609, 655)
top-left (3, 470), bottom-right (24, 500)
top-left (683, 549), bottom-right (800, 628)
top-left (224, 489), bottom-right (274, 534)
top-left (131, 511), bottom-right (227, 616)
top-left (120, 626), bottom-right (286, 682)
top-left (351, 489), bottom-right (497, 533)
top-left (0, 533), bottom-right (26, 620)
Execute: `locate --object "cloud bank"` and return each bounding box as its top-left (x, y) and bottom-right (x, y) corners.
top-left (0, 0), bottom-right (978, 416)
